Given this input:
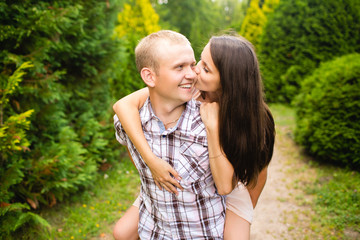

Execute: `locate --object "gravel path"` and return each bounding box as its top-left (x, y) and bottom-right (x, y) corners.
top-left (250, 131), bottom-right (317, 239)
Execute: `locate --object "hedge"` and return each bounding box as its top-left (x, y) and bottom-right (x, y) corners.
top-left (294, 53), bottom-right (360, 169)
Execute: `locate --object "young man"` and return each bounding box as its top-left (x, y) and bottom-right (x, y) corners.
top-left (114, 30), bottom-right (225, 239)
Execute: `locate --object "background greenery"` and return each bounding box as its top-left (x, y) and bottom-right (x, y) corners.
top-left (0, 0), bottom-right (359, 238)
top-left (294, 53), bottom-right (360, 169)
top-left (259, 0), bottom-right (360, 102)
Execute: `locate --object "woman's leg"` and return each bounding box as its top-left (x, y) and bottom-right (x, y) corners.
top-left (224, 183), bottom-right (253, 240)
top-left (224, 209), bottom-right (250, 240)
top-left (113, 205), bottom-right (139, 240)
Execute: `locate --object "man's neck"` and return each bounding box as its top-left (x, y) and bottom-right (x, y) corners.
top-left (149, 96), bottom-right (186, 129)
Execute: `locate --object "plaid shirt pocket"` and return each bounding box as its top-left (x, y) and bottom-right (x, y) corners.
top-left (179, 141), bottom-right (210, 195)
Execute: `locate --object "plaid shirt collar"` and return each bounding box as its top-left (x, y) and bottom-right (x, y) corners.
top-left (140, 97), bottom-right (207, 145)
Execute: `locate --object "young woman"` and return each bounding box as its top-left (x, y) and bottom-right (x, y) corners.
top-left (113, 35), bottom-right (275, 240)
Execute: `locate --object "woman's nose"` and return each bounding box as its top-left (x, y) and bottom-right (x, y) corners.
top-left (194, 65), bottom-right (200, 74)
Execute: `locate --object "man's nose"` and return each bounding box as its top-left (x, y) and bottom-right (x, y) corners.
top-left (185, 66), bottom-right (197, 79)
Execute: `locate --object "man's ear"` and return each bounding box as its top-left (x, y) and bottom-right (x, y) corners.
top-left (140, 67), bottom-right (156, 88)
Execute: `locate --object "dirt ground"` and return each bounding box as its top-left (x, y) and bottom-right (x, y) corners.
top-left (250, 131), bottom-right (318, 239)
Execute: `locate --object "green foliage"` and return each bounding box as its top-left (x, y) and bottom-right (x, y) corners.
top-left (0, 62), bottom-right (50, 240)
top-left (240, 0), bottom-right (266, 49)
top-left (219, 0), bottom-right (250, 32)
top-left (21, 127), bottom-right (97, 205)
top-left (262, 0), bottom-right (280, 15)
top-left (0, 109), bottom-right (33, 195)
top-left (0, 203), bottom-right (51, 240)
top-left (115, 0), bottom-right (161, 38)
top-left (294, 53), bottom-right (360, 169)
top-left (0, 0), bottom-right (125, 238)
top-left (239, 0), bottom-right (278, 50)
top-left (0, 62), bottom-right (33, 155)
top-left (0, 62), bottom-right (32, 108)
top-left (259, 0), bottom-right (360, 102)
top-left (111, 0), bottom-right (161, 98)
top-left (42, 158), bottom-right (140, 239)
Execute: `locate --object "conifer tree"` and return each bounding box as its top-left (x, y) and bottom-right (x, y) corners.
top-left (240, 0), bottom-right (279, 50)
top-left (0, 1), bottom-right (124, 237)
top-left (262, 0), bottom-right (280, 15)
top-left (115, 0), bottom-right (161, 38)
top-left (112, 0), bottom-right (161, 98)
top-left (240, 0), bottom-right (266, 49)
top-left (0, 62), bottom-right (50, 239)
top-left (259, 0), bottom-right (360, 102)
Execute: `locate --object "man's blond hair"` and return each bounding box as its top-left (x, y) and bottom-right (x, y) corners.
top-left (135, 30), bottom-right (191, 73)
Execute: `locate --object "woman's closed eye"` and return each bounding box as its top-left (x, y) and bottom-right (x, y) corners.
top-left (199, 59), bottom-right (209, 73)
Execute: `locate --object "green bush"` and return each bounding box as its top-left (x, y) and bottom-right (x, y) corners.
top-left (259, 0), bottom-right (360, 102)
top-left (0, 62), bottom-right (50, 240)
top-left (0, 0), bottom-right (125, 238)
top-left (110, 0), bottom-right (160, 99)
top-left (294, 53), bottom-right (360, 169)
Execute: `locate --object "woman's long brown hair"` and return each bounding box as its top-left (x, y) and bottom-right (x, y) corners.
top-left (210, 35), bottom-right (275, 187)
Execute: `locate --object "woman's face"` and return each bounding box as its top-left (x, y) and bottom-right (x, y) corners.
top-left (195, 43), bottom-right (221, 93)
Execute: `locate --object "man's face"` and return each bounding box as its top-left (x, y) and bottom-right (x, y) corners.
top-left (153, 41), bottom-right (197, 105)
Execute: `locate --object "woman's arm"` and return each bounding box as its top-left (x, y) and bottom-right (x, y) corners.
top-left (200, 102), bottom-right (235, 195)
top-left (113, 88), bottom-right (183, 194)
top-left (247, 166), bottom-right (267, 208)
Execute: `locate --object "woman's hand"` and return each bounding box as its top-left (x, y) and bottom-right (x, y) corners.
top-left (200, 102), bottom-right (235, 195)
top-left (146, 154), bottom-right (183, 195)
top-left (200, 102), bottom-right (220, 131)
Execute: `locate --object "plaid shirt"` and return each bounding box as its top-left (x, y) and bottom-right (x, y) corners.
top-left (114, 98), bottom-right (225, 240)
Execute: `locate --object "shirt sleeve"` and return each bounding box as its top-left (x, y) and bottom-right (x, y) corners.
top-left (113, 114), bottom-right (126, 145)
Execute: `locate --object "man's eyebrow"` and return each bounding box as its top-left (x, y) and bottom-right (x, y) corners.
top-left (172, 60), bottom-right (194, 66)
top-left (172, 61), bottom-right (185, 66)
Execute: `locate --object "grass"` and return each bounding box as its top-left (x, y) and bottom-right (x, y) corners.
top-left (37, 104), bottom-right (359, 239)
top-left (40, 153), bottom-right (140, 239)
top-left (306, 166), bottom-right (360, 239)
